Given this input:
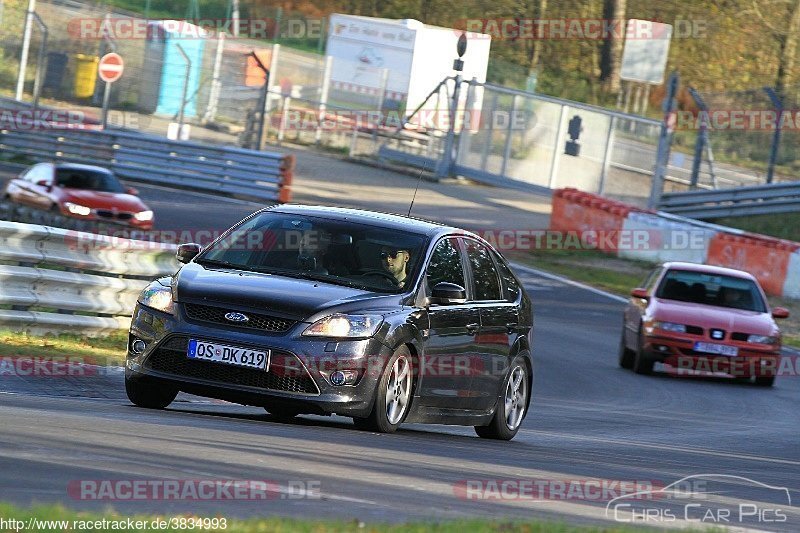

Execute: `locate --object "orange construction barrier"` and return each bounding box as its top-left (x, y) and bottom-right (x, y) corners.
top-left (706, 233), bottom-right (800, 296)
top-left (549, 188), bottom-right (651, 253)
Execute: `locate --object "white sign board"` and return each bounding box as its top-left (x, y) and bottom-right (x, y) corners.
top-left (327, 14), bottom-right (417, 95)
top-left (620, 19), bottom-right (672, 84)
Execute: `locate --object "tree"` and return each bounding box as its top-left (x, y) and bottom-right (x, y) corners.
top-left (599, 0), bottom-right (626, 94)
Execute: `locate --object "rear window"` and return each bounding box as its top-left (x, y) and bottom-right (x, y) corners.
top-left (656, 269), bottom-right (766, 312)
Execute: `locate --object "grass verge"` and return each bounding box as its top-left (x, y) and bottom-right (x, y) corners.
top-left (509, 249), bottom-right (800, 348)
top-left (0, 502), bottom-right (705, 532)
top-left (709, 213), bottom-right (800, 242)
top-left (0, 330), bottom-right (128, 366)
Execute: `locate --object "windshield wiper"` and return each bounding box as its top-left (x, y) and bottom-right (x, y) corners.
top-left (194, 258), bottom-right (246, 270)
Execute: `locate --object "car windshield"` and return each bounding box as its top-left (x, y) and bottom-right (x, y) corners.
top-left (656, 269), bottom-right (766, 312)
top-left (55, 168), bottom-right (126, 193)
top-left (196, 211), bottom-right (429, 293)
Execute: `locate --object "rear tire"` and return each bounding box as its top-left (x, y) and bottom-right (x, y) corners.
top-left (618, 327), bottom-right (635, 369)
top-left (632, 327), bottom-right (655, 375)
top-left (352, 345), bottom-right (413, 433)
top-left (475, 355), bottom-right (530, 441)
top-left (125, 375), bottom-right (178, 409)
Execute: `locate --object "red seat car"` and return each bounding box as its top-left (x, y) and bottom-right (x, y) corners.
top-left (619, 262), bottom-right (789, 386)
top-left (3, 162), bottom-right (154, 230)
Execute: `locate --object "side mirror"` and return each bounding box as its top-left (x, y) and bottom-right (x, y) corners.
top-left (631, 288), bottom-right (649, 301)
top-left (126, 186), bottom-right (139, 195)
top-left (176, 243), bottom-right (202, 264)
top-left (428, 282), bottom-right (467, 306)
top-left (772, 307), bottom-right (790, 319)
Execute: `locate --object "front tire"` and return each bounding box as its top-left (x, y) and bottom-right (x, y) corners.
top-left (125, 375), bottom-right (178, 409)
top-left (475, 356), bottom-right (530, 441)
top-left (632, 326), bottom-right (655, 375)
top-left (352, 345), bottom-right (413, 433)
top-left (618, 326), bottom-right (635, 369)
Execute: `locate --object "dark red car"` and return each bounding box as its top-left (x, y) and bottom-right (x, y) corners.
top-left (620, 262), bottom-right (789, 386)
top-left (3, 162), bottom-right (154, 230)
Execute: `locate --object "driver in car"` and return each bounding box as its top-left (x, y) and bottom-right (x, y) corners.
top-left (380, 248), bottom-right (410, 288)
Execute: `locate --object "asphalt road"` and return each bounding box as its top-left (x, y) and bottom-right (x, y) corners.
top-left (1, 178), bottom-right (800, 529)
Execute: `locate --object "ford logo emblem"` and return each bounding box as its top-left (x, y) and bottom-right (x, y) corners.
top-left (224, 312), bottom-right (249, 323)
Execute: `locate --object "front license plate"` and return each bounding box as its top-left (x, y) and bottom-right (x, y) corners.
top-left (187, 339), bottom-right (270, 371)
top-left (694, 342), bottom-right (738, 357)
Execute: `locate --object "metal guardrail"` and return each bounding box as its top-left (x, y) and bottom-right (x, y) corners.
top-left (0, 127), bottom-right (295, 203)
top-left (0, 220), bottom-right (178, 335)
top-left (659, 181), bottom-right (800, 219)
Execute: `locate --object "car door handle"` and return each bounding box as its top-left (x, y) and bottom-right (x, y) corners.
top-left (506, 322), bottom-right (518, 333)
top-left (466, 323), bottom-right (479, 335)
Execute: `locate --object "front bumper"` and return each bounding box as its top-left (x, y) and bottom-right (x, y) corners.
top-left (643, 334), bottom-right (781, 378)
top-left (126, 303), bottom-right (393, 416)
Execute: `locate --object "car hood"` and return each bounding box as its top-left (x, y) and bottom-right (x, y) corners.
top-left (61, 189), bottom-right (148, 212)
top-left (652, 298), bottom-right (778, 336)
top-left (175, 262), bottom-right (401, 321)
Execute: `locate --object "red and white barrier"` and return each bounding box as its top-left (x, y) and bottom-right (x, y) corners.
top-left (550, 188), bottom-right (800, 300)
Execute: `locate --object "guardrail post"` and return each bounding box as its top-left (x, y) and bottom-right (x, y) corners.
top-left (278, 154), bottom-right (295, 203)
top-left (277, 96), bottom-right (291, 145)
top-left (203, 32), bottom-right (225, 123)
top-left (436, 75), bottom-right (462, 178)
top-left (315, 55), bottom-right (333, 145)
top-left (175, 43), bottom-right (191, 138)
top-left (547, 104), bottom-right (568, 188)
top-left (764, 87), bottom-right (784, 185)
top-left (30, 13), bottom-right (47, 112)
top-left (499, 94), bottom-right (518, 178)
top-left (598, 115), bottom-right (616, 195)
top-left (649, 71), bottom-right (679, 209)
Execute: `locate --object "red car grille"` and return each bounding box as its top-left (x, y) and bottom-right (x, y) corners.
top-left (96, 209), bottom-right (134, 220)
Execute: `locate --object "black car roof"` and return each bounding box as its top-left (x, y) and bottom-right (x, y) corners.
top-left (264, 204), bottom-right (468, 238)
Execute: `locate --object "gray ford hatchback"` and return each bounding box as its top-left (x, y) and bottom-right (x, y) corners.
top-left (126, 205), bottom-right (533, 440)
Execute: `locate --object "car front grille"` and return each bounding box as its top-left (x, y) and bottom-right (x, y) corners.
top-left (95, 209), bottom-right (134, 220)
top-left (145, 336), bottom-right (319, 395)
top-left (184, 303), bottom-right (295, 333)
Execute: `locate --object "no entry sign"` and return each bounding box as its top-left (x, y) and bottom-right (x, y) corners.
top-left (98, 53), bottom-right (124, 83)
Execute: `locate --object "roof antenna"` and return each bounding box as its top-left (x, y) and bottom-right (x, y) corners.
top-left (406, 161), bottom-right (427, 218)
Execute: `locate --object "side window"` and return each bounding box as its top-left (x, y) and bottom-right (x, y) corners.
top-left (426, 237), bottom-right (466, 291)
top-left (464, 239), bottom-right (502, 301)
top-left (494, 254), bottom-right (520, 302)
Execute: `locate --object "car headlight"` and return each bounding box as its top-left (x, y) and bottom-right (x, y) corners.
top-left (64, 202), bottom-right (91, 216)
top-left (138, 281), bottom-right (174, 314)
top-left (649, 321), bottom-right (686, 334)
top-left (134, 210), bottom-right (154, 222)
top-left (302, 314), bottom-right (383, 338)
top-left (747, 334), bottom-right (778, 345)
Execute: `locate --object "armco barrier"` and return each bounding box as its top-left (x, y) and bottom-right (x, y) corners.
top-left (550, 188), bottom-right (648, 252)
top-left (0, 128), bottom-right (294, 203)
top-left (706, 234), bottom-right (800, 297)
top-left (551, 187), bottom-right (800, 300)
top-left (0, 220), bottom-right (178, 335)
